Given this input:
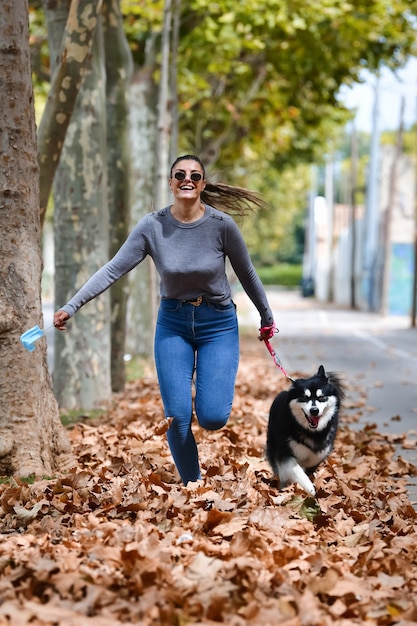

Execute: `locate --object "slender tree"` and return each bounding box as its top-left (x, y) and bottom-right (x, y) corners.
top-left (103, 0), bottom-right (133, 391)
top-left (155, 0), bottom-right (172, 210)
top-left (38, 0), bottom-right (103, 226)
top-left (349, 126), bottom-right (358, 309)
top-left (169, 0), bottom-right (181, 165)
top-left (52, 7), bottom-right (112, 410)
top-left (125, 39), bottom-right (158, 358)
top-left (0, 0), bottom-right (74, 476)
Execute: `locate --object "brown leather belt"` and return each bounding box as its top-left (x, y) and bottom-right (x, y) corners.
top-left (186, 296), bottom-right (203, 306)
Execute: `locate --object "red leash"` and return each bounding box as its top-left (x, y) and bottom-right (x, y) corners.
top-left (263, 338), bottom-right (294, 381)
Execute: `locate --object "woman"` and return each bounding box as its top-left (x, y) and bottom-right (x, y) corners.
top-left (54, 155), bottom-right (276, 485)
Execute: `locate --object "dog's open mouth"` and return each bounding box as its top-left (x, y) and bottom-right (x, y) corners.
top-left (307, 415), bottom-right (320, 428)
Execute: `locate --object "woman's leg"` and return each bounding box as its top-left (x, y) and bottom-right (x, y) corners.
top-left (154, 302), bottom-right (201, 484)
top-left (193, 302), bottom-right (239, 430)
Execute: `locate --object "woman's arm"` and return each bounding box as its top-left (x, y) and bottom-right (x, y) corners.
top-left (225, 219), bottom-right (274, 327)
top-left (57, 217), bottom-right (150, 319)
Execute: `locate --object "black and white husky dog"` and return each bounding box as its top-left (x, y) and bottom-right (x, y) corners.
top-left (266, 365), bottom-right (344, 496)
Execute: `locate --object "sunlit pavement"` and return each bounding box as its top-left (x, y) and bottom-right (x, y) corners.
top-left (236, 286), bottom-right (417, 507)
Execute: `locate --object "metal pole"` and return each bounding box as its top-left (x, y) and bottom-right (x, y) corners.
top-left (381, 98), bottom-right (404, 316)
top-left (302, 166), bottom-right (318, 297)
top-left (325, 156), bottom-right (334, 302)
top-left (363, 74), bottom-right (381, 311)
top-left (350, 125), bottom-right (358, 309)
top-left (412, 86), bottom-right (417, 327)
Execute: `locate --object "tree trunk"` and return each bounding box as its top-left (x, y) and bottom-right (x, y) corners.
top-left (38, 0), bottom-right (103, 227)
top-left (0, 0), bottom-right (74, 477)
top-left (349, 126), bottom-right (358, 310)
top-left (53, 14), bottom-right (112, 410)
top-left (102, 0), bottom-right (133, 392)
top-left (140, 0), bottom-right (173, 339)
top-left (126, 42), bottom-right (158, 358)
top-left (169, 0), bottom-right (181, 165)
top-left (155, 0), bottom-right (172, 210)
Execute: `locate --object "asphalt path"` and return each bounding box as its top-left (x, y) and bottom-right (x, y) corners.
top-left (235, 286), bottom-right (417, 506)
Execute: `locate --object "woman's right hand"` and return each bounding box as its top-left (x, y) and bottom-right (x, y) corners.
top-left (54, 310), bottom-right (70, 330)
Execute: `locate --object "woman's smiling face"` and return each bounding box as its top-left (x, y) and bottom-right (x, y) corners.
top-left (169, 159), bottom-right (206, 200)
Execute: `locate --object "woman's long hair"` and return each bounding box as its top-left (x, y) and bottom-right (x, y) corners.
top-left (170, 154), bottom-right (266, 217)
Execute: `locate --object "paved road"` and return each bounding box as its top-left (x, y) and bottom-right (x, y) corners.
top-left (235, 286), bottom-right (417, 506)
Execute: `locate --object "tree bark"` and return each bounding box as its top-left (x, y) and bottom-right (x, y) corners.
top-left (52, 13), bottom-right (112, 410)
top-left (126, 41), bottom-right (158, 358)
top-left (169, 0), bottom-right (181, 165)
top-left (0, 0), bottom-right (74, 476)
top-left (155, 0), bottom-right (172, 210)
top-left (102, 0), bottom-right (133, 392)
top-left (38, 0), bottom-right (103, 227)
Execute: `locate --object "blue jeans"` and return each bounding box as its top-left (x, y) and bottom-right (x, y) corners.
top-left (154, 298), bottom-right (239, 485)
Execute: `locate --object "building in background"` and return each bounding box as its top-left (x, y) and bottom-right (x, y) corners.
top-left (305, 146), bottom-right (416, 317)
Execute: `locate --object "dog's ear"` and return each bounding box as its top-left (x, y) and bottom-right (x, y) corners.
top-left (317, 365), bottom-right (327, 378)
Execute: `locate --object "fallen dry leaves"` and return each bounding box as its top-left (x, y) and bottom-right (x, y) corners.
top-left (0, 338), bottom-right (416, 626)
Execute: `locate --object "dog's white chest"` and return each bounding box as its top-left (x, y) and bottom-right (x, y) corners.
top-left (289, 441), bottom-right (330, 468)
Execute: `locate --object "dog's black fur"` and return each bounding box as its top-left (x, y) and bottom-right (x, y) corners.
top-left (266, 365), bottom-right (344, 496)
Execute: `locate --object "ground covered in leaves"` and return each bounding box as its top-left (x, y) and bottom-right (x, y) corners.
top-left (0, 338), bottom-right (417, 625)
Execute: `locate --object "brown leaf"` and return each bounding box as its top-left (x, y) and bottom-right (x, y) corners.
top-left (153, 417), bottom-right (173, 435)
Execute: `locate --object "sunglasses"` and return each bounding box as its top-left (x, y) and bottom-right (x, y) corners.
top-left (173, 171), bottom-right (203, 182)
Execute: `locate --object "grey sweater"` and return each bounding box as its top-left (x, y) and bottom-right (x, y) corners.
top-left (61, 205), bottom-right (274, 327)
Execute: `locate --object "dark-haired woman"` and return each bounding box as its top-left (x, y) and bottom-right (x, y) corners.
top-left (54, 155), bottom-right (275, 485)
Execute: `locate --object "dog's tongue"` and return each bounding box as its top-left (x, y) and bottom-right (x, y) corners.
top-left (308, 415), bottom-right (320, 428)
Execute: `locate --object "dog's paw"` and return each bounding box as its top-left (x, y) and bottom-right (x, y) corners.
top-left (293, 465), bottom-right (316, 496)
top-left (300, 480), bottom-right (316, 497)
top-left (278, 458), bottom-right (316, 496)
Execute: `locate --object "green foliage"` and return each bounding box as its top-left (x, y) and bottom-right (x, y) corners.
top-left (31, 1), bottom-right (417, 174)
top-left (291, 495), bottom-right (322, 522)
top-left (381, 124), bottom-right (417, 160)
top-left (19, 475), bottom-right (37, 485)
top-left (240, 163), bottom-right (310, 264)
top-left (175, 0), bottom-right (417, 171)
top-left (31, 0), bottom-right (417, 283)
top-left (332, 126), bottom-right (371, 205)
top-left (0, 475), bottom-right (56, 484)
top-left (402, 122), bottom-right (417, 158)
top-left (117, 0), bottom-right (417, 174)
top-left (255, 263), bottom-right (303, 287)
top-left (125, 355), bottom-right (148, 381)
top-left (60, 409), bottom-right (105, 427)
top-left (121, 0), bottom-right (164, 65)
top-left (28, 2), bottom-right (50, 96)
